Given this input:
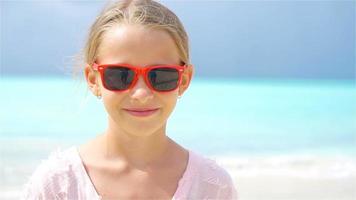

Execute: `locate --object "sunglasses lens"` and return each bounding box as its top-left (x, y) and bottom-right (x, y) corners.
top-left (104, 67), bottom-right (134, 90)
top-left (148, 68), bottom-right (179, 91)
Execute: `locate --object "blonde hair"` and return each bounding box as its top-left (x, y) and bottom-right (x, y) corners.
top-left (73, 0), bottom-right (190, 78)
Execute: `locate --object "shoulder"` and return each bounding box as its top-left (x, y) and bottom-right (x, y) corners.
top-left (188, 151), bottom-right (238, 199)
top-left (22, 146), bottom-right (80, 199)
top-left (192, 152), bottom-right (234, 186)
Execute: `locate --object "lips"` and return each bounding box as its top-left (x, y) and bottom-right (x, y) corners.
top-left (124, 108), bottom-right (159, 112)
top-left (123, 108), bottom-right (160, 117)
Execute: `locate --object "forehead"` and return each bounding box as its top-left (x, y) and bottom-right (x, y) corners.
top-left (97, 24), bottom-right (180, 66)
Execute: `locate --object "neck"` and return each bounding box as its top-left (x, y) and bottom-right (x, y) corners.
top-left (103, 117), bottom-right (171, 169)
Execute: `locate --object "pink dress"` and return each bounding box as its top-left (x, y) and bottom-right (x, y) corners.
top-left (22, 146), bottom-right (237, 199)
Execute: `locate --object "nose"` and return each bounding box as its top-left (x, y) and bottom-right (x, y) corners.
top-left (130, 75), bottom-right (154, 104)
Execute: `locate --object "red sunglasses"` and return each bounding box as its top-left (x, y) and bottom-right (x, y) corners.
top-left (92, 62), bottom-right (187, 92)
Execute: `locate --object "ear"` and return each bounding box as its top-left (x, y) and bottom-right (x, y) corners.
top-left (84, 65), bottom-right (101, 97)
top-left (178, 64), bottom-right (194, 96)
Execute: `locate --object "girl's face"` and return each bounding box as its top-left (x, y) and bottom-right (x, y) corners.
top-left (85, 24), bottom-right (193, 137)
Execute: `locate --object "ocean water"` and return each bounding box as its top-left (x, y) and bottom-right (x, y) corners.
top-left (1, 76), bottom-right (355, 154)
top-left (0, 77), bottom-right (355, 198)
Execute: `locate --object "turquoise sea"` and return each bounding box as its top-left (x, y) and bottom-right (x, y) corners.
top-left (0, 77), bottom-right (355, 198)
top-left (1, 77), bottom-right (355, 154)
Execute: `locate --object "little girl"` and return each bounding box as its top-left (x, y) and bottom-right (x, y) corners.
top-left (23, 0), bottom-right (237, 199)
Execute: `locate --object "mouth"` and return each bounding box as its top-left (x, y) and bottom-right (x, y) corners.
top-left (123, 108), bottom-right (160, 117)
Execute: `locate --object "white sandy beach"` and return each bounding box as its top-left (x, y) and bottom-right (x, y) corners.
top-left (217, 155), bottom-right (356, 200)
top-left (234, 175), bottom-right (355, 200)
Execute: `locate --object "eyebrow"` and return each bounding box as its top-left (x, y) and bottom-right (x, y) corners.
top-left (147, 61), bottom-right (185, 66)
top-left (147, 63), bottom-right (165, 66)
top-left (145, 63), bottom-right (177, 67)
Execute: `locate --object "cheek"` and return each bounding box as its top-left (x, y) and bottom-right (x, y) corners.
top-left (101, 90), bottom-right (125, 115)
top-left (158, 92), bottom-right (178, 116)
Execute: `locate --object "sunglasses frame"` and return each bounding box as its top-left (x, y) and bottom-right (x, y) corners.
top-left (92, 62), bottom-right (187, 92)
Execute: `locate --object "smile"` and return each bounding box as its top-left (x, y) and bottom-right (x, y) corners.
top-left (123, 108), bottom-right (160, 117)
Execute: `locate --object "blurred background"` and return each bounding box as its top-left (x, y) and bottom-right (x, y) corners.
top-left (1, 0), bottom-right (355, 199)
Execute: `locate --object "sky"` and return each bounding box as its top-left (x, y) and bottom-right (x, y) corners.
top-left (0, 0), bottom-right (355, 79)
